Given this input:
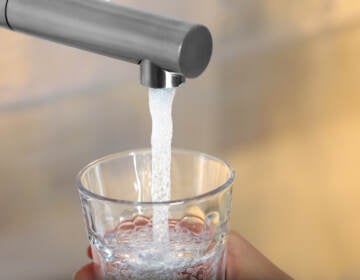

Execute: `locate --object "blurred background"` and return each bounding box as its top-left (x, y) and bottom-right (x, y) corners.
top-left (0, 0), bottom-right (360, 279)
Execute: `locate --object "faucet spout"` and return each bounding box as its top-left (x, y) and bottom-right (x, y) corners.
top-left (0, 0), bottom-right (212, 88)
top-left (140, 60), bottom-right (185, 89)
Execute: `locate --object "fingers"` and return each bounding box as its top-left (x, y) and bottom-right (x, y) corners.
top-left (226, 231), bottom-right (293, 280)
top-left (73, 263), bottom-right (97, 280)
top-left (87, 246), bottom-right (93, 259)
top-left (73, 247), bottom-right (94, 280)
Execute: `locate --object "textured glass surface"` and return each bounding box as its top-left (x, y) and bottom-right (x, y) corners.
top-left (78, 150), bottom-right (233, 279)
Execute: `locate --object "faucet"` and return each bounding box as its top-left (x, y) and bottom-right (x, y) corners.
top-left (0, 0), bottom-right (213, 89)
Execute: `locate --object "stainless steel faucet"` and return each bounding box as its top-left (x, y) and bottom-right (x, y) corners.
top-left (0, 0), bottom-right (213, 89)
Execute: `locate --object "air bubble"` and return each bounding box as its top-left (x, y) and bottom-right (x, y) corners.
top-left (93, 216), bottom-right (225, 279)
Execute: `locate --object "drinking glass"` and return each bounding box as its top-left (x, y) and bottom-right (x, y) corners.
top-left (77, 149), bottom-right (235, 280)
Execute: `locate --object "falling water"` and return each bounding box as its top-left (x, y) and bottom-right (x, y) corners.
top-left (148, 88), bottom-right (176, 244)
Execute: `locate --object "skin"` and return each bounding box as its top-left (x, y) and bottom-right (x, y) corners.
top-left (74, 231), bottom-right (293, 280)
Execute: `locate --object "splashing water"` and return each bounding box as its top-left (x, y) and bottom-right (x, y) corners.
top-left (99, 216), bottom-right (223, 280)
top-left (148, 88), bottom-right (176, 244)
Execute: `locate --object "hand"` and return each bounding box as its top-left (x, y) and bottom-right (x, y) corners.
top-left (226, 231), bottom-right (293, 279)
top-left (74, 231), bottom-right (293, 280)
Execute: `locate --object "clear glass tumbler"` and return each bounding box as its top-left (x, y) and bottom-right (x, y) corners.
top-left (77, 149), bottom-right (235, 280)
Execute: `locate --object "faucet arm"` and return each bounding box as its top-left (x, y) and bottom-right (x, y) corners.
top-left (0, 0), bottom-right (212, 86)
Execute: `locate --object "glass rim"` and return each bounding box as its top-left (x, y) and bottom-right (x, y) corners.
top-left (76, 148), bottom-right (235, 206)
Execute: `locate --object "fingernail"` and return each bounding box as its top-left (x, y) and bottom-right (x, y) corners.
top-left (72, 271), bottom-right (77, 280)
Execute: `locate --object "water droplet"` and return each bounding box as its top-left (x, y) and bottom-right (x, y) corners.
top-left (133, 215), bottom-right (151, 226)
top-left (178, 215), bottom-right (206, 235)
top-left (205, 211), bottom-right (220, 226)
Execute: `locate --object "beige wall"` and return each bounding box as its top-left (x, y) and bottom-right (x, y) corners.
top-left (0, 1), bottom-right (360, 279)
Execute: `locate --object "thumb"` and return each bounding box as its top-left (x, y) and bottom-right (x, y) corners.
top-left (73, 263), bottom-right (98, 280)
